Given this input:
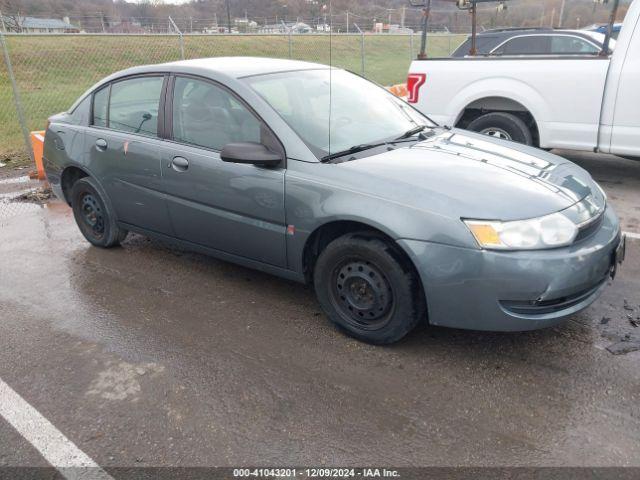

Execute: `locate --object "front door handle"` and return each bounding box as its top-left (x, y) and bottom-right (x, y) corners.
top-left (171, 156), bottom-right (189, 172)
top-left (95, 138), bottom-right (108, 151)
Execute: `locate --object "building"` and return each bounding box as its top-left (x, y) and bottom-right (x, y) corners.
top-left (0, 16), bottom-right (80, 33)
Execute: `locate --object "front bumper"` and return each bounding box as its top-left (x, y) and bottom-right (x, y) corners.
top-left (398, 206), bottom-right (622, 331)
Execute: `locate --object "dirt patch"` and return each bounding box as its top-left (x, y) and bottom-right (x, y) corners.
top-left (12, 185), bottom-right (53, 204)
top-left (0, 149), bottom-right (32, 178)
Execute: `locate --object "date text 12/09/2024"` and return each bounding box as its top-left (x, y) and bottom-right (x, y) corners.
top-left (233, 468), bottom-right (401, 478)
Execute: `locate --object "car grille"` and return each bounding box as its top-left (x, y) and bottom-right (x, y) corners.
top-left (574, 210), bottom-right (605, 243)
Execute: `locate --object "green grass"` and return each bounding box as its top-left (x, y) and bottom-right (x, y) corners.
top-left (0, 33), bottom-right (465, 163)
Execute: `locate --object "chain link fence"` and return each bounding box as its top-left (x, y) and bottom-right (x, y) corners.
top-left (0, 31), bottom-right (465, 165)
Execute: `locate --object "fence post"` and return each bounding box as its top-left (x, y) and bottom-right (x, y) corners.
top-left (288, 30), bottom-right (292, 58)
top-left (410, 32), bottom-right (414, 61)
top-left (0, 31), bottom-right (33, 163)
top-left (354, 24), bottom-right (364, 77)
top-left (169, 16), bottom-right (185, 60)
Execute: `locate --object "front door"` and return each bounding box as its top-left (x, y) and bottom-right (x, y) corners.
top-left (84, 75), bottom-right (173, 235)
top-left (159, 75), bottom-right (287, 267)
top-left (610, 22), bottom-right (640, 157)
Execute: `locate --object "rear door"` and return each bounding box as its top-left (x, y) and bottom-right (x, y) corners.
top-left (84, 74), bottom-right (173, 235)
top-left (158, 74), bottom-right (287, 267)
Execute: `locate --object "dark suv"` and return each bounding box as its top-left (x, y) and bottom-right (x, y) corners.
top-left (451, 28), bottom-right (613, 57)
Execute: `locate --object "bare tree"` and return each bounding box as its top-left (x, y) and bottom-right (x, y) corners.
top-left (0, 0), bottom-right (26, 32)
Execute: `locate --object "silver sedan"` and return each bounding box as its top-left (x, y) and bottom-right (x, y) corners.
top-left (43, 57), bottom-right (625, 344)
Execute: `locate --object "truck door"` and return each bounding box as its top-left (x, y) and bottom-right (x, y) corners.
top-left (609, 8), bottom-right (640, 157)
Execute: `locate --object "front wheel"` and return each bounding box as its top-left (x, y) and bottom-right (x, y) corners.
top-left (313, 233), bottom-right (425, 345)
top-left (71, 177), bottom-right (128, 248)
top-left (467, 111), bottom-right (533, 146)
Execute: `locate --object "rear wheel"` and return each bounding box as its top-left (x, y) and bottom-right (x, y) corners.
top-left (467, 111), bottom-right (533, 146)
top-left (313, 233), bottom-right (425, 345)
top-left (71, 177), bottom-right (127, 248)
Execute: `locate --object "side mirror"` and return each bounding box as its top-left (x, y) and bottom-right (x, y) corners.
top-left (220, 142), bottom-right (282, 167)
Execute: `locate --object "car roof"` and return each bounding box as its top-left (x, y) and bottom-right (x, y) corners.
top-left (156, 56), bottom-right (329, 79)
top-left (476, 28), bottom-right (598, 39)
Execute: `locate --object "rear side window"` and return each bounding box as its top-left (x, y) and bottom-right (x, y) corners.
top-left (109, 76), bottom-right (164, 136)
top-left (171, 76), bottom-right (264, 151)
top-left (496, 36), bottom-right (551, 55)
top-left (93, 86), bottom-right (109, 128)
top-left (70, 95), bottom-right (91, 125)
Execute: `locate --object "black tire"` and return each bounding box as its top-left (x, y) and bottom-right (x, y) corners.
top-left (313, 233), bottom-right (425, 345)
top-left (71, 177), bottom-right (127, 248)
top-left (467, 111), bottom-right (533, 146)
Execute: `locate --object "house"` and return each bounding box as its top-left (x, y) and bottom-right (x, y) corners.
top-left (1, 16), bottom-right (80, 33)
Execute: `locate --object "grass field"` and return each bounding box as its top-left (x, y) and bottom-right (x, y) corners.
top-left (0, 33), bottom-right (465, 164)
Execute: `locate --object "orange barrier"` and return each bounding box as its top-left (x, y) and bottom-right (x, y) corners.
top-left (387, 83), bottom-right (408, 99)
top-left (29, 130), bottom-right (46, 180)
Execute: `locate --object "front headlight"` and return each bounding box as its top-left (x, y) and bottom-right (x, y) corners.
top-left (464, 212), bottom-right (578, 250)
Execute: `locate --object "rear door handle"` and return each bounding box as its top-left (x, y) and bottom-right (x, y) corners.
top-left (95, 138), bottom-right (108, 150)
top-left (171, 156), bottom-right (189, 172)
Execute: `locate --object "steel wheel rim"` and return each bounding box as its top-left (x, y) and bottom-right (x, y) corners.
top-left (479, 127), bottom-right (512, 140)
top-left (80, 193), bottom-right (105, 239)
top-left (330, 258), bottom-right (394, 331)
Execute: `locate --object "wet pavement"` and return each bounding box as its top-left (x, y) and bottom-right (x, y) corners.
top-left (0, 152), bottom-right (639, 470)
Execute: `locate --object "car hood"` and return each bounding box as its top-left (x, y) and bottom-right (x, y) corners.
top-left (335, 129), bottom-right (605, 222)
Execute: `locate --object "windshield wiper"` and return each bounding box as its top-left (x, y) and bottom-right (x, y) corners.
top-left (320, 143), bottom-right (387, 162)
top-left (396, 125), bottom-right (427, 139)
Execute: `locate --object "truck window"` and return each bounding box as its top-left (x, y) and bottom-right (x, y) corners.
top-left (495, 35), bottom-right (551, 55)
top-left (550, 36), bottom-right (600, 54)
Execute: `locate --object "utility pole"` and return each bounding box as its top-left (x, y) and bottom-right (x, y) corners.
top-left (600, 0), bottom-right (620, 56)
top-left (470, 1), bottom-right (477, 55)
top-left (417, 0), bottom-right (432, 59)
top-left (550, 8), bottom-right (556, 28)
top-left (226, 0), bottom-right (231, 33)
top-left (401, 6), bottom-right (406, 28)
top-left (346, 11), bottom-right (349, 33)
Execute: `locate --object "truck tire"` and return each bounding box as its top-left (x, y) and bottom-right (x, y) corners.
top-left (467, 112), bottom-right (533, 146)
top-left (313, 233), bottom-right (425, 345)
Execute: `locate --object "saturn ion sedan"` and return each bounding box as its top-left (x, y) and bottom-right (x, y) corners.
top-left (43, 57), bottom-right (626, 344)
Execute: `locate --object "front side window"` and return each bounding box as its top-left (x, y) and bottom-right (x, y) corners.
top-left (172, 76), bottom-right (264, 151)
top-left (551, 36), bottom-right (599, 54)
top-left (245, 69), bottom-right (433, 158)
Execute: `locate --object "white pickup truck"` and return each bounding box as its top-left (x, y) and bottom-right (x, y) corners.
top-left (407, 0), bottom-right (640, 159)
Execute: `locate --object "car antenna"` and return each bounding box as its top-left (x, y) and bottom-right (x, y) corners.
top-left (328, 0), bottom-right (333, 159)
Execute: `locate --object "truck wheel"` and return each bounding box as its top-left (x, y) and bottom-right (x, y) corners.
top-left (71, 177), bottom-right (128, 248)
top-left (467, 112), bottom-right (533, 146)
top-left (313, 233), bottom-right (425, 345)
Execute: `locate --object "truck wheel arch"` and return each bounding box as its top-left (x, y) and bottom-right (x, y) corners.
top-left (455, 96), bottom-right (541, 146)
top-left (443, 78), bottom-right (550, 146)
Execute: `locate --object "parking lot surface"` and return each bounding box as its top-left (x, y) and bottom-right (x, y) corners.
top-left (0, 151), bottom-right (639, 472)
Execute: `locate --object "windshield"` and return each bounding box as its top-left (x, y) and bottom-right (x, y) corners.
top-left (244, 69), bottom-right (434, 159)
